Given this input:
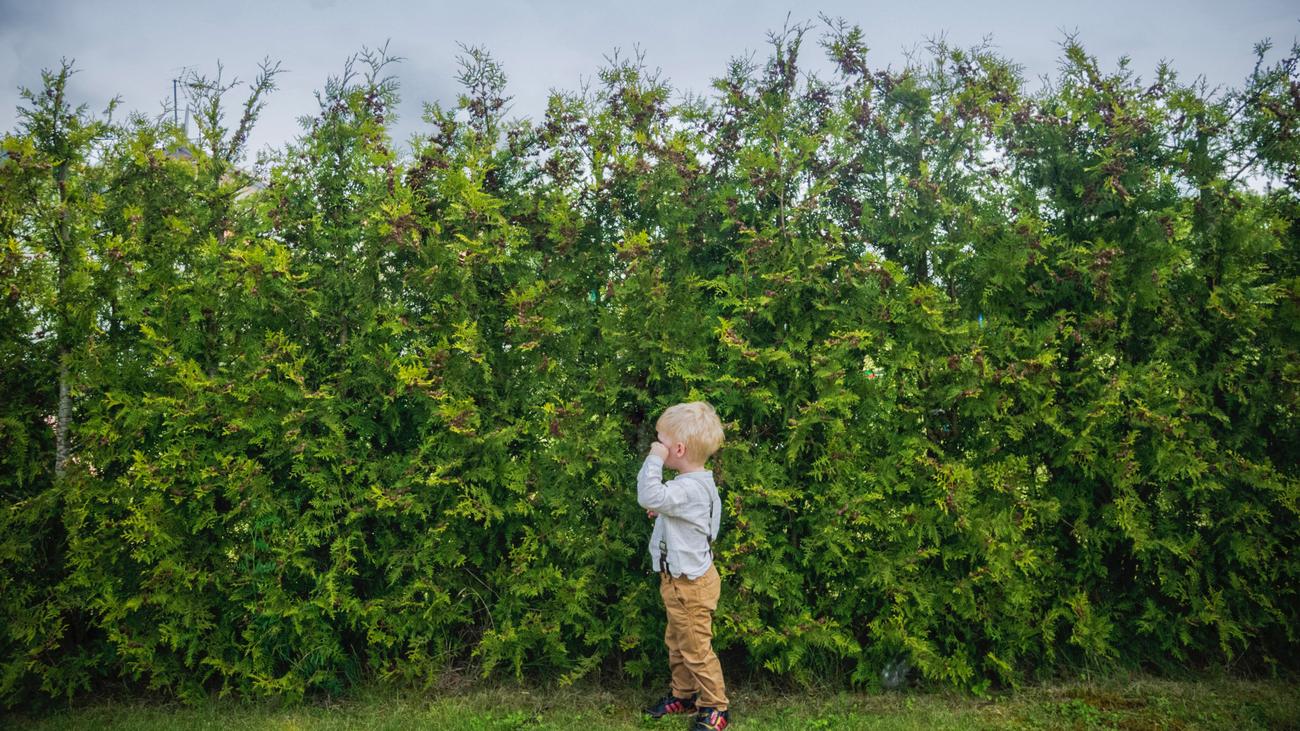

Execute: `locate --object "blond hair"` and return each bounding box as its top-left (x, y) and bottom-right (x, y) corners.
top-left (655, 401), bottom-right (725, 465)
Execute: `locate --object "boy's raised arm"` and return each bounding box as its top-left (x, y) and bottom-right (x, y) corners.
top-left (637, 453), bottom-right (698, 517)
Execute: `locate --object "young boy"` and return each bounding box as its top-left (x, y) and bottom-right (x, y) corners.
top-left (637, 401), bottom-right (730, 731)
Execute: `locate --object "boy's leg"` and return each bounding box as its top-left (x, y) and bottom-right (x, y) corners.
top-left (663, 565), bottom-right (728, 711)
top-left (660, 572), bottom-right (698, 700)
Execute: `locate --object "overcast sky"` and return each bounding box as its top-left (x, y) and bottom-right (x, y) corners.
top-left (2, 0), bottom-right (1297, 161)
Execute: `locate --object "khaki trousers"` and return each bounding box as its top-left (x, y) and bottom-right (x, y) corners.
top-left (659, 562), bottom-right (728, 711)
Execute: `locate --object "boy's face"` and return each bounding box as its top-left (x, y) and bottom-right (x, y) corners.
top-left (657, 429), bottom-right (687, 470)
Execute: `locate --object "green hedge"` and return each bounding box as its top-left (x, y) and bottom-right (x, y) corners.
top-left (2, 22), bottom-right (1297, 708)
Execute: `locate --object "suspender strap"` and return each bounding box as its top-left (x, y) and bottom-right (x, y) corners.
top-left (708, 494), bottom-right (715, 543)
top-left (690, 476), bottom-right (718, 563)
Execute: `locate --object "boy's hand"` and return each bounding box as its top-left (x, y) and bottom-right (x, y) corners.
top-left (646, 509), bottom-right (657, 519)
top-left (649, 441), bottom-right (669, 460)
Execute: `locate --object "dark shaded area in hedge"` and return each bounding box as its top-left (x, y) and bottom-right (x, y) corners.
top-left (2, 18), bottom-right (1297, 709)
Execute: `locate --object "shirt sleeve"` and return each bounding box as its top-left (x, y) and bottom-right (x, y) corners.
top-left (636, 454), bottom-right (700, 518)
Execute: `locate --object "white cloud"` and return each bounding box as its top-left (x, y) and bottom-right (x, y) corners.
top-left (2, 0), bottom-right (1295, 158)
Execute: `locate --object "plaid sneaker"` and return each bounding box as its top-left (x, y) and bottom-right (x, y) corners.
top-left (692, 706), bottom-right (730, 730)
top-left (643, 692), bottom-right (697, 718)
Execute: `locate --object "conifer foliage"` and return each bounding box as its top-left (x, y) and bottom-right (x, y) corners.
top-left (1, 19), bottom-right (1297, 707)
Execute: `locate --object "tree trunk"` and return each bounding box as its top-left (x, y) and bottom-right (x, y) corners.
top-left (55, 152), bottom-right (72, 480)
top-left (55, 349), bottom-right (70, 479)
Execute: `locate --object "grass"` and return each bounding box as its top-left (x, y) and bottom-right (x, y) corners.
top-left (4, 671), bottom-right (1297, 730)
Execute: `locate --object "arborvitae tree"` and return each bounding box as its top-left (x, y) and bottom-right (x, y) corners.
top-left (1, 22), bottom-right (1296, 709)
top-left (0, 58), bottom-right (118, 704)
top-left (49, 59), bottom-right (290, 703)
top-left (10, 60), bottom-right (113, 480)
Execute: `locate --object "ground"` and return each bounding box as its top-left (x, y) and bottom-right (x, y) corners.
top-left (5, 671), bottom-right (1297, 730)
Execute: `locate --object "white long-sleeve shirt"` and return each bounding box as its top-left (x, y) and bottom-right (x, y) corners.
top-left (636, 454), bottom-right (721, 580)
